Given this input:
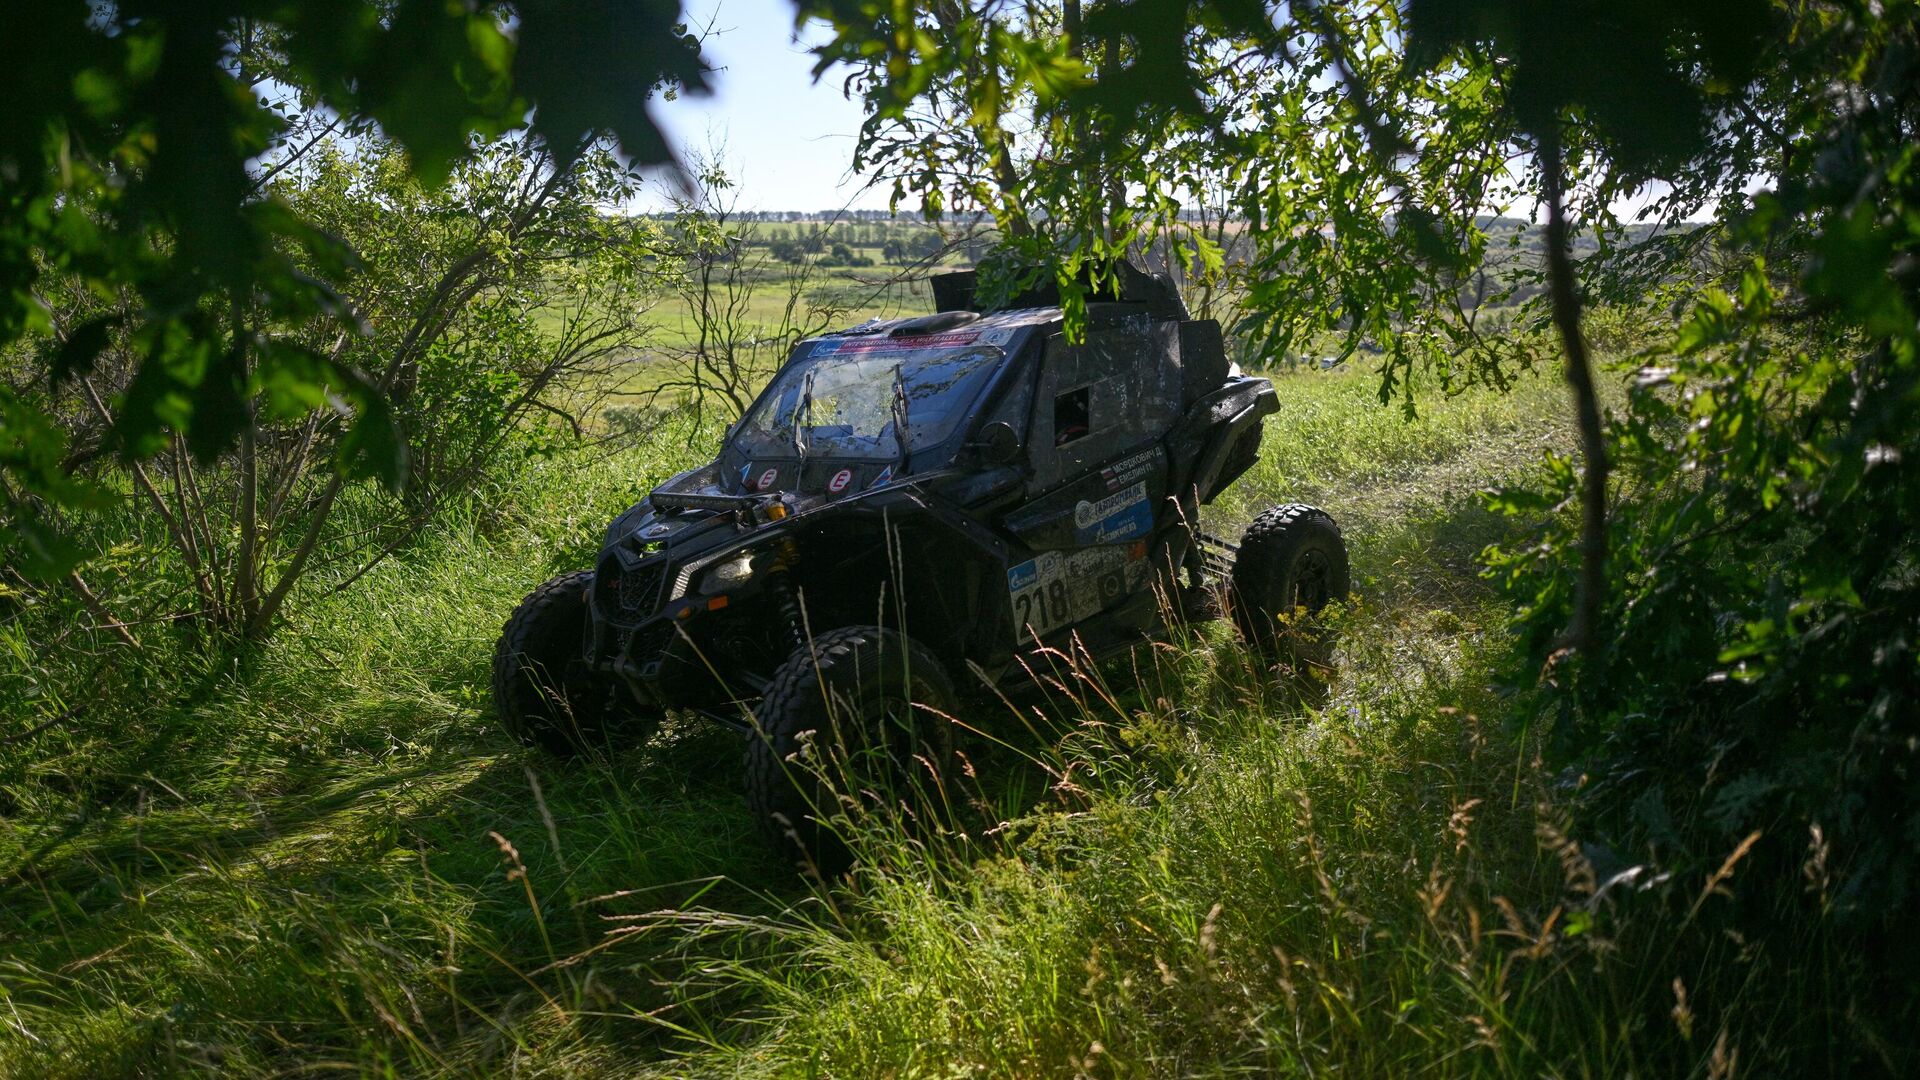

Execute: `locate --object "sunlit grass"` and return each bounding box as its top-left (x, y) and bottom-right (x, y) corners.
top-left (7, 362), bottom-right (1870, 1077)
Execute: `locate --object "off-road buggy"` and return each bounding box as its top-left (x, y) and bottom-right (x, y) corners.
top-left (493, 263), bottom-right (1349, 870)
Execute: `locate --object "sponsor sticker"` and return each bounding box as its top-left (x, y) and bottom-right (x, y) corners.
top-left (812, 330), bottom-right (980, 354)
top-left (1073, 481), bottom-right (1153, 544)
top-left (828, 468), bottom-right (853, 493)
top-left (757, 467), bottom-right (778, 491)
top-left (1074, 482), bottom-right (1147, 529)
top-left (1005, 552), bottom-right (1051, 595)
top-left (1087, 501), bottom-right (1153, 543)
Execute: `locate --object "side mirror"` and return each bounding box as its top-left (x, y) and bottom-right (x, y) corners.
top-left (972, 421), bottom-right (1022, 466)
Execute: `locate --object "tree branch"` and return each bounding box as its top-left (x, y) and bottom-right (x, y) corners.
top-left (64, 569), bottom-right (141, 649)
top-left (1540, 128), bottom-right (1610, 656)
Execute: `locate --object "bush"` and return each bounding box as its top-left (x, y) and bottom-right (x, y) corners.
top-left (1486, 8), bottom-right (1920, 958)
top-left (1487, 281), bottom-right (1920, 931)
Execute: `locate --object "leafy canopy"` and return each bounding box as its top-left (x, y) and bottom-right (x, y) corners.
top-left (804, 0), bottom-right (1776, 390)
top-left (0, 0), bottom-right (706, 576)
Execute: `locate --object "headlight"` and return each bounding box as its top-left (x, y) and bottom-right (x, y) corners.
top-left (700, 552), bottom-right (756, 595)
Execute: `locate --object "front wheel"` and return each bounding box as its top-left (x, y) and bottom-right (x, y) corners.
top-left (744, 626), bottom-right (957, 876)
top-left (492, 570), bottom-right (658, 756)
top-left (1229, 504), bottom-right (1350, 667)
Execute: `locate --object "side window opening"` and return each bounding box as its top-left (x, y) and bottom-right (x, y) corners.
top-left (1053, 385), bottom-right (1091, 446)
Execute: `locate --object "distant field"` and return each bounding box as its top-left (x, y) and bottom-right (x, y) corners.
top-left (639, 260), bottom-right (943, 343)
top-left (577, 255), bottom-right (959, 403)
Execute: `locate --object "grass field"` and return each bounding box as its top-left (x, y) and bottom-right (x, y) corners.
top-left (586, 259), bottom-right (947, 403)
top-left (639, 261), bottom-right (942, 342)
top-left (5, 361), bottom-right (1824, 1076)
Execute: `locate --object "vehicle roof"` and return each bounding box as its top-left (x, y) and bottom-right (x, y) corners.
top-left (803, 301), bottom-right (1167, 355)
top-left (805, 306), bottom-right (1062, 349)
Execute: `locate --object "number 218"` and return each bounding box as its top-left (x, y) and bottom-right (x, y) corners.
top-left (1013, 579), bottom-right (1070, 630)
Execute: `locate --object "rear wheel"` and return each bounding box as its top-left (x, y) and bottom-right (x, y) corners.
top-left (744, 626), bottom-right (957, 876)
top-left (1230, 504), bottom-right (1350, 667)
top-left (492, 570), bottom-right (658, 756)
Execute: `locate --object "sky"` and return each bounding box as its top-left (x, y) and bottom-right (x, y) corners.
top-left (637, 0), bottom-right (892, 213)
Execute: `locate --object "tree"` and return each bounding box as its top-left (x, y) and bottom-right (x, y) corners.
top-left (802, 0), bottom-right (1920, 938)
top-left (0, 0), bottom-right (707, 582)
top-left (906, 229), bottom-right (949, 261)
top-left (16, 133), bottom-right (666, 638)
top-left (1478, 4), bottom-right (1920, 920)
top-left (648, 163), bottom-right (850, 423)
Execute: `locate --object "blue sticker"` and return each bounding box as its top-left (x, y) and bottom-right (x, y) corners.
top-left (869, 465), bottom-right (894, 489)
top-left (1073, 481), bottom-right (1153, 543)
top-left (1085, 500), bottom-right (1153, 543)
top-left (1006, 557), bottom-right (1040, 593)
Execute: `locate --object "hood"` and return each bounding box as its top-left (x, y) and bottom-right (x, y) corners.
top-left (602, 462), bottom-right (740, 556)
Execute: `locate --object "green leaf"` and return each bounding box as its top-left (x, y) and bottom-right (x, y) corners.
top-left (7, 518), bottom-right (88, 582)
top-left (50, 315), bottom-right (119, 385)
top-left (254, 343), bottom-right (339, 420)
top-left (331, 374), bottom-right (408, 492)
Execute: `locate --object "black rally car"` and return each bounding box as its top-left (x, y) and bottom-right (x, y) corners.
top-left (493, 263), bottom-right (1349, 867)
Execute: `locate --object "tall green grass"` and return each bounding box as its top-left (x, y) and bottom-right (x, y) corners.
top-left (665, 593), bottom-right (1828, 1077)
top-left (7, 364), bottom-right (1875, 1077)
top-left (1, 413), bottom-right (746, 1076)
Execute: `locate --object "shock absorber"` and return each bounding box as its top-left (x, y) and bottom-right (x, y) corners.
top-left (762, 501), bottom-right (808, 653)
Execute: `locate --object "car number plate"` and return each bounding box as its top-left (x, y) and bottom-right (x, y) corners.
top-left (1005, 546), bottom-right (1146, 642)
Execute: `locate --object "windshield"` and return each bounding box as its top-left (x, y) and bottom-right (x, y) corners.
top-left (733, 339), bottom-right (1006, 461)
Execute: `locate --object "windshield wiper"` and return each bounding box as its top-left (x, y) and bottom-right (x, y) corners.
top-left (889, 362), bottom-right (911, 474)
top-left (794, 366), bottom-right (815, 468)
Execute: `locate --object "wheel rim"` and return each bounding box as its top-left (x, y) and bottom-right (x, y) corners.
top-left (839, 692), bottom-right (933, 771)
top-left (1291, 548), bottom-right (1333, 612)
top-left (802, 680), bottom-right (946, 819)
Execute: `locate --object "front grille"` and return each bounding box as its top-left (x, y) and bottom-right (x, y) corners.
top-left (628, 620), bottom-right (675, 663)
top-left (600, 555), bottom-right (668, 623)
top-left (619, 560), bottom-right (667, 618)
